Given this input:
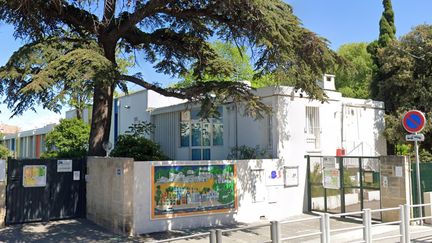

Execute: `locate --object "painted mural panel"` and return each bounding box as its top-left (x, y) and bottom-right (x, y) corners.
top-left (151, 164), bottom-right (236, 219)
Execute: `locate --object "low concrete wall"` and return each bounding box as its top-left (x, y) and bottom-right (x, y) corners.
top-left (87, 158), bottom-right (310, 235)
top-left (0, 181), bottom-right (5, 227)
top-left (134, 159), bottom-right (304, 234)
top-left (86, 157), bottom-right (134, 235)
top-left (312, 193), bottom-right (360, 211)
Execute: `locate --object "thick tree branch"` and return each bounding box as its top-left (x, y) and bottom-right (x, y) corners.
top-left (103, 0), bottom-right (117, 26)
top-left (116, 0), bottom-right (171, 37)
top-left (119, 74), bottom-right (186, 99)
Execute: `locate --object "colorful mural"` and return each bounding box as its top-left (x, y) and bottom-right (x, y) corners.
top-left (151, 164), bottom-right (236, 219)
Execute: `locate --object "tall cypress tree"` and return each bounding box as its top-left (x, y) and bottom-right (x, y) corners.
top-left (378, 0), bottom-right (396, 47)
top-left (368, 0), bottom-right (396, 100)
top-left (368, 0), bottom-right (397, 154)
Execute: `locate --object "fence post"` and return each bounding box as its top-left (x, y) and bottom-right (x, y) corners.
top-left (209, 230), bottom-right (216, 243)
top-left (404, 204), bottom-right (411, 243)
top-left (270, 221), bottom-right (281, 243)
top-left (324, 213), bottom-right (331, 243)
top-left (363, 208), bottom-right (372, 243)
top-left (399, 205), bottom-right (405, 243)
top-left (216, 229), bottom-right (223, 243)
top-left (320, 214), bottom-right (327, 243)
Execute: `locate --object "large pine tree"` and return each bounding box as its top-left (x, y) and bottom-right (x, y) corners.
top-left (0, 1), bottom-right (336, 156)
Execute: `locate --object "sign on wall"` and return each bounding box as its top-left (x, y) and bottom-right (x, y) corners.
top-left (57, 160), bottom-right (72, 172)
top-left (322, 168), bottom-right (340, 189)
top-left (0, 159), bottom-right (5, 182)
top-left (265, 168), bottom-right (284, 186)
top-left (284, 166), bottom-right (299, 187)
top-left (23, 165), bottom-right (47, 187)
top-left (151, 164), bottom-right (237, 219)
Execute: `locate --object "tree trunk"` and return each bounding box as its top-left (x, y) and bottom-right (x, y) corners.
top-left (76, 109), bottom-right (82, 120)
top-left (87, 37), bottom-right (117, 156)
top-left (88, 82), bottom-right (114, 156)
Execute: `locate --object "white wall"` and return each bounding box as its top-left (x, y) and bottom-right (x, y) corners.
top-left (134, 159), bottom-right (304, 234)
top-left (116, 90), bottom-right (149, 136)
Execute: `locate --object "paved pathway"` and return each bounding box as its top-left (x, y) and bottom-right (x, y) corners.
top-left (1, 216), bottom-right (432, 242)
top-left (0, 219), bottom-right (134, 243)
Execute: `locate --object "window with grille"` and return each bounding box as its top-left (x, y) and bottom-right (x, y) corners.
top-left (305, 106), bottom-right (320, 149)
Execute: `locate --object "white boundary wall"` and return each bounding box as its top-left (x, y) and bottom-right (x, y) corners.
top-left (134, 159), bottom-right (305, 234)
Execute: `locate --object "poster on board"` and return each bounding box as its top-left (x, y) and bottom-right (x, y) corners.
top-left (23, 165), bottom-right (47, 187)
top-left (152, 164), bottom-right (237, 219)
top-left (322, 168), bottom-right (340, 189)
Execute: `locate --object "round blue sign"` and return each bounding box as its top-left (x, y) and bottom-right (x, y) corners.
top-left (402, 110), bottom-right (426, 133)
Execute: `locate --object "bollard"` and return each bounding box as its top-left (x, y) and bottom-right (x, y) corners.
top-left (216, 229), bottom-right (223, 243)
top-left (324, 213), bottom-right (331, 243)
top-left (362, 208), bottom-right (372, 243)
top-left (320, 215), bottom-right (326, 243)
top-left (209, 230), bottom-right (216, 243)
top-left (404, 204), bottom-right (410, 243)
top-left (399, 205), bottom-right (405, 243)
top-left (270, 221), bottom-right (281, 243)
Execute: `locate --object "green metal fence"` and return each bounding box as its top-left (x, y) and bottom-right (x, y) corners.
top-left (306, 155), bottom-right (381, 219)
top-left (411, 162), bottom-right (432, 217)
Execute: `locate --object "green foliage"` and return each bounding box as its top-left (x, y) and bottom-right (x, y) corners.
top-left (43, 118), bottom-right (90, 158)
top-left (0, 37), bottom-right (116, 117)
top-left (368, 0), bottom-right (397, 99)
top-left (0, 0), bottom-right (337, 155)
top-left (178, 41), bottom-right (254, 85)
top-left (335, 43), bottom-right (374, 99)
top-left (109, 134), bottom-right (169, 161)
top-left (0, 145), bottom-right (10, 159)
top-left (379, 0), bottom-right (397, 47)
top-left (226, 145), bottom-right (271, 159)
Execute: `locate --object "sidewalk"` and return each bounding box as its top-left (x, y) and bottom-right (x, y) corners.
top-left (0, 215), bottom-right (431, 243)
top-left (0, 219), bottom-right (134, 243)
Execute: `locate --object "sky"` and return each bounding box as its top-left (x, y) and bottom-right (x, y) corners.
top-left (1, 0), bottom-right (432, 130)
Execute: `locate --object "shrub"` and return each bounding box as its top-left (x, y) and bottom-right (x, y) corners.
top-left (227, 145), bottom-right (271, 159)
top-left (0, 145), bottom-right (10, 159)
top-left (110, 134), bottom-right (168, 161)
top-left (42, 118), bottom-right (90, 158)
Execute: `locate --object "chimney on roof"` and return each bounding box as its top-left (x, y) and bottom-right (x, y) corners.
top-left (317, 74), bottom-right (336, 91)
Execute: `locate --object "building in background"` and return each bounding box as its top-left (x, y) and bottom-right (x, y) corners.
top-left (0, 123), bottom-right (20, 135)
top-left (7, 75), bottom-right (386, 161)
top-left (1, 124), bottom-right (56, 159)
top-left (65, 89), bottom-right (186, 147)
top-left (152, 74), bottom-right (386, 161)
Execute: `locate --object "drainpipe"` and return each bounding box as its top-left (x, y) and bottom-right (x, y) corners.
top-left (341, 103), bottom-right (344, 149)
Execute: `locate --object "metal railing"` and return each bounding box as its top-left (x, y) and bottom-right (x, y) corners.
top-left (149, 203), bottom-right (432, 243)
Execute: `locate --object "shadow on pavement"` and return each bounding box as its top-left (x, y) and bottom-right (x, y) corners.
top-left (0, 219), bottom-right (134, 243)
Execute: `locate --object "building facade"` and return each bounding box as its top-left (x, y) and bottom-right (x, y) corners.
top-left (1, 124), bottom-right (55, 159)
top-left (151, 76), bottom-right (386, 161)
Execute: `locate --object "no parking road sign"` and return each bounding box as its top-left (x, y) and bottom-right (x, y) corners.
top-left (402, 110), bottom-right (426, 133)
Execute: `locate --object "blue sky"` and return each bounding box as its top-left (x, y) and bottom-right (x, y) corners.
top-left (1, 0), bottom-right (432, 129)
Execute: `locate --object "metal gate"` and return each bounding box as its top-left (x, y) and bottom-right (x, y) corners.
top-left (5, 158), bottom-right (86, 224)
top-left (306, 155), bottom-right (381, 220)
